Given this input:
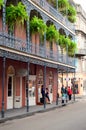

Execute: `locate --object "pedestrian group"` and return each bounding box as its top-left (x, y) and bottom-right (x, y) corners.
top-left (61, 85), bottom-right (72, 105)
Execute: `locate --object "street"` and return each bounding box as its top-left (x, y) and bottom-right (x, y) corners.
top-left (0, 99), bottom-right (86, 130)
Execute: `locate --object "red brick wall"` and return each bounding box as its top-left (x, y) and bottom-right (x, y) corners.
top-left (14, 23), bottom-right (26, 40)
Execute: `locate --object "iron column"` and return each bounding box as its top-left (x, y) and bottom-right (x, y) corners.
top-left (1, 57), bottom-right (6, 118)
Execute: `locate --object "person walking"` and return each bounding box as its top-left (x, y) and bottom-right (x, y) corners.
top-left (41, 85), bottom-right (45, 103)
top-left (67, 86), bottom-right (72, 100)
top-left (45, 88), bottom-right (50, 103)
top-left (61, 85), bottom-right (66, 104)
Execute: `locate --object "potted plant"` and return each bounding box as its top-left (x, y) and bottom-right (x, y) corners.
top-left (58, 34), bottom-right (67, 48)
top-left (58, 0), bottom-right (69, 15)
top-left (68, 15), bottom-right (76, 23)
top-left (68, 41), bottom-right (77, 56)
top-left (46, 25), bottom-right (59, 43)
top-left (30, 16), bottom-right (46, 35)
top-left (67, 5), bottom-right (76, 23)
top-left (6, 2), bottom-right (29, 31)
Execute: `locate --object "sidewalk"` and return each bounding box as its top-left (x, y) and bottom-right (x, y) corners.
top-left (0, 98), bottom-right (77, 123)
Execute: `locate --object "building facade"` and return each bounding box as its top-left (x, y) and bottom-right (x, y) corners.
top-left (75, 4), bottom-right (86, 95)
top-left (0, 0), bottom-right (75, 117)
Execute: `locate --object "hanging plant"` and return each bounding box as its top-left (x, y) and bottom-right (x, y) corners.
top-left (30, 16), bottom-right (46, 35)
top-left (46, 25), bottom-right (59, 43)
top-left (68, 41), bottom-right (77, 56)
top-left (67, 5), bottom-right (76, 23)
top-left (6, 2), bottom-right (29, 30)
top-left (58, 35), bottom-right (67, 48)
top-left (58, 0), bottom-right (69, 13)
top-left (68, 5), bottom-right (76, 16)
top-left (68, 15), bottom-right (76, 23)
top-left (0, 0), bottom-right (3, 10)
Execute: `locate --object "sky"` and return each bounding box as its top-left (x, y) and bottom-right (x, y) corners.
top-left (74, 0), bottom-right (86, 12)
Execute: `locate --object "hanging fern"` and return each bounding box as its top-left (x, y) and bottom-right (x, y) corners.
top-left (6, 2), bottom-right (29, 30)
top-left (30, 16), bottom-right (46, 35)
top-left (68, 5), bottom-right (76, 16)
top-left (58, 0), bottom-right (69, 12)
top-left (58, 35), bottom-right (66, 48)
top-left (68, 41), bottom-right (77, 56)
top-left (46, 25), bottom-right (59, 43)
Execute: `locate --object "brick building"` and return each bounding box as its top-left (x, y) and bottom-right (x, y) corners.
top-left (0, 0), bottom-right (75, 117)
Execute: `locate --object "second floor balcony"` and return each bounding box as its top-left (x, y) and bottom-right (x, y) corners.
top-left (31, 0), bottom-right (75, 32)
top-left (0, 31), bottom-right (75, 67)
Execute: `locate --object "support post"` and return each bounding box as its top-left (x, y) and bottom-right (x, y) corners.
top-left (56, 67), bottom-right (59, 105)
top-left (43, 63), bottom-right (46, 109)
top-left (26, 61), bottom-right (30, 112)
top-left (73, 69), bottom-right (76, 101)
top-left (1, 57), bottom-right (6, 118)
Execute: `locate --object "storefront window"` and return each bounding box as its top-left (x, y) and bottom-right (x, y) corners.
top-left (38, 69), bottom-right (43, 102)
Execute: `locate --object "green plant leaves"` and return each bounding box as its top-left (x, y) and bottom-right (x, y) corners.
top-left (0, 0), bottom-right (3, 10)
top-left (58, 0), bottom-right (76, 23)
top-left (30, 16), bottom-right (46, 35)
top-left (58, 35), bottom-right (77, 56)
top-left (6, 2), bottom-right (29, 30)
top-left (46, 25), bottom-right (59, 42)
top-left (68, 41), bottom-right (77, 56)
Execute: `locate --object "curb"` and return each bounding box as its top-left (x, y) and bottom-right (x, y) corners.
top-left (0, 101), bottom-right (77, 123)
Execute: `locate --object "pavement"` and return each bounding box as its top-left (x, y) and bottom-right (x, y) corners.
top-left (0, 95), bottom-right (83, 123)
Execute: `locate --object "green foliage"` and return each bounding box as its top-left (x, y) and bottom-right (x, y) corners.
top-left (68, 41), bottom-right (77, 56)
top-left (58, 35), bottom-right (66, 48)
top-left (67, 5), bottom-right (76, 23)
top-left (0, 0), bottom-right (3, 10)
top-left (58, 0), bottom-right (69, 11)
top-left (30, 16), bottom-right (46, 35)
top-left (68, 5), bottom-right (76, 16)
top-left (46, 25), bottom-right (59, 43)
top-left (58, 35), bottom-right (77, 56)
top-left (58, 0), bottom-right (76, 23)
top-left (68, 15), bottom-right (76, 23)
top-left (6, 2), bottom-right (29, 30)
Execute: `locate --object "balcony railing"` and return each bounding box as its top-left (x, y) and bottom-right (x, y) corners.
top-left (0, 32), bottom-right (75, 66)
top-left (31, 0), bottom-right (74, 32)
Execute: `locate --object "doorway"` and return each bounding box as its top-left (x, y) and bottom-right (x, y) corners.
top-left (7, 66), bottom-right (15, 109)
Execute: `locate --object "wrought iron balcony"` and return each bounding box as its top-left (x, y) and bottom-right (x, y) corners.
top-left (31, 0), bottom-right (75, 32)
top-left (75, 49), bottom-right (86, 57)
top-left (0, 32), bottom-right (75, 66)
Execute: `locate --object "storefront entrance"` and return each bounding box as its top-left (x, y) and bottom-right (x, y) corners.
top-left (7, 66), bottom-right (15, 109)
top-left (26, 75), bottom-right (36, 106)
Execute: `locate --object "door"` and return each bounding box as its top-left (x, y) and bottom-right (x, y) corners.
top-left (7, 75), bottom-right (13, 109)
